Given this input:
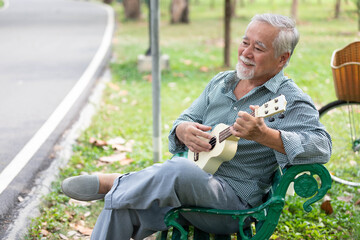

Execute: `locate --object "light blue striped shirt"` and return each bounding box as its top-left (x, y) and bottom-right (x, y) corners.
top-left (168, 70), bottom-right (331, 207)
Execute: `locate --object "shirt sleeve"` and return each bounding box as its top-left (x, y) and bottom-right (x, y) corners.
top-left (168, 72), bottom-right (228, 154)
top-left (274, 94), bottom-right (332, 168)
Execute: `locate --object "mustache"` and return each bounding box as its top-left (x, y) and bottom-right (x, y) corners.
top-left (239, 56), bottom-right (256, 66)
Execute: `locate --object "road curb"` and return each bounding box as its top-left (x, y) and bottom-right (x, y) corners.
top-left (4, 68), bottom-right (111, 239)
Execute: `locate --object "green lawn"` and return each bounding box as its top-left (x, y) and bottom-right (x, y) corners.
top-left (26, 0), bottom-right (360, 239)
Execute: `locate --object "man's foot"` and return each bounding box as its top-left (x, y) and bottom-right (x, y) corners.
top-left (61, 173), bottom-right (120, 201)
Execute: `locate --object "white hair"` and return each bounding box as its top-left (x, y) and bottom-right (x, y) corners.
top-left (248, 13), bottom-right (300, 67)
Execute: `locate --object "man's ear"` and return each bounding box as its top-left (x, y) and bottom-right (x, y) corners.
top-left (279, 52), bottom-right (290, 67)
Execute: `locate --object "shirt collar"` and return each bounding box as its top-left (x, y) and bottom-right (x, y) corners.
top-left (262, 70), bottom-right (288, 93)
top-left (227, 70), bottom-right (287, 91)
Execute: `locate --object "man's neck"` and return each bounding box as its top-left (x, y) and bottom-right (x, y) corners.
top-left (233, 79), bottom-right (266, 100)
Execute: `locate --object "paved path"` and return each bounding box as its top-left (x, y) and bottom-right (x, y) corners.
top-left (0, 0), bottom-right (114, 236)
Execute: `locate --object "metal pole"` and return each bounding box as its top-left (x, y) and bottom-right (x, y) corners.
top-left (150, 0), bottom-right (161, 163)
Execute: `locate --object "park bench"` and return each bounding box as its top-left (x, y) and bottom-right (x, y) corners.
top-left (157, 155), bottom-right (332, 240)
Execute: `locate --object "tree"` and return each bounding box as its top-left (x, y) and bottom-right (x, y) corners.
top-left (335, 0), bottom-right (341, 19)
top-left (291, 0), bottom-right (299, 22)
top-left (123, 0), bottom-right (141, 20)
top-left (170, 0), bottom-right (189, 23)
top-left (224, 0), bottom-right (232, 67)
top-left (357, 0), bottom-right (360, 33)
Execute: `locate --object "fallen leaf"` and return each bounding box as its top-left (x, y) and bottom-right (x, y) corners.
top-left (323, 195), bottom-right (332, 201)
top-left (99, 153), bottom-right (127, 163)
top-left (40, 229), bottom-right (49, 236)
top-left (69, 199), bottom-right (92, 207)
top-left (355, 199), bottom-right (360, 206)
top-left (107, 137), bottom-right (126, 145)
top-left (89, 137), bottom-right (107, 147)
top-left (168, 82), bottom-right (176, 88)
top-left (119, 90), bottom-right (128, 96)
top-left (96, 161), bottom-right (108, 167)
top-left (337, 195), bottom-right (353, 202)
top-left (200, 66), bottom-right (209, 72)
top-left (183, 97), bottom-right (191, 103)
top-left (65, 211), bottom-right (74, 220)
top-left (59, 233), bottom-right (69, 239)
top-left (119, 158), bottom-right (134, 166)
top-left (70, 221), bottom-right (93, 236)
top-left (76, 225), bottom-right (93, 236)
top-left (107, 82), bottom-right (120, 91)
top-left (345, 210), bottom-right (353, 216)
top-left (75, 164), bottom-right (83, 169)
top-left (112, 144), bottom-right (132, 152)
top-left (173, 72), bottom-right (185, 78)
top-left (350, 160), bottom-right (357, 166)
top-left (182, 59), bottom-right (192, 65)
top-left (84, 211), bottom-right (91, 218)
top-left (67, 230), bottom-right (77, 237)
top-left (107, 104), bottom-right (120, 111)
top-left (321, 200), bottom-right (333, 215)
top-left (143, 74), bottom-right (152, 82)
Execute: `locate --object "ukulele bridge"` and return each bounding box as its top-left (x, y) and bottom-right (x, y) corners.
top-left (193, 136), bottom-right (217, 162)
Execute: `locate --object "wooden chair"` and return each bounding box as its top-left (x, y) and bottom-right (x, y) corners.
top-left (331, 41), bottom-right (360, 102)
top-left (157, 163), bottom-right (332, 240)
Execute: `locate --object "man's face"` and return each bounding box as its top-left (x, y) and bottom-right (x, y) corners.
top-left (236, 21), bottom-right (286, 83)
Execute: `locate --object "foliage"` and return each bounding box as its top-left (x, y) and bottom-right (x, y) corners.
top-left (26, 0), bottom-right (360, 239)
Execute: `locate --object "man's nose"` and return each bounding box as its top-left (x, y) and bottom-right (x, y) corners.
top-left (241, 46), bottom-right (253, 58)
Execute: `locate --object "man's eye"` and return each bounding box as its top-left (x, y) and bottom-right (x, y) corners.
top-left (242, 41), bottom-right (249, 46)
top-left (255, 47), bottom-right (263, 51)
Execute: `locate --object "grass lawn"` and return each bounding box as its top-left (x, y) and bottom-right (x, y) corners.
top-left (26, 0), bottom-right (360, 239)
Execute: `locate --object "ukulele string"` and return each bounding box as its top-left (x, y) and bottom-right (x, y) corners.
top-left (217, 110), bottom-right (256, 142)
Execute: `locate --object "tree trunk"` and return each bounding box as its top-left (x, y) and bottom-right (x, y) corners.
top-left (357, 0), bottom-right (360, 33)
top-left (335, 0), bottom-right (341, 19)
top-left (291, 0), bottom-right (299, 22)
top-left (224, 0), bottom-right (232, 67)
top-left (123, 0), bottom-right (141, 20)
top-left (231, 0), bottom-right (237, 18)
top-left (170, 0), bottom-right (189, 24)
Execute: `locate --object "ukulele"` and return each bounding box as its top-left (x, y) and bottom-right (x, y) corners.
top-left (188, 95), bottom-right (287, 174)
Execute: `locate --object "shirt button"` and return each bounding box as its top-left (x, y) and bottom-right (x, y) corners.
top-left (233, 107), bottom-right (237, 110)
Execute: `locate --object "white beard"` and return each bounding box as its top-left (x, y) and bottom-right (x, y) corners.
top-left (236, 56), bottom-right (255, 80)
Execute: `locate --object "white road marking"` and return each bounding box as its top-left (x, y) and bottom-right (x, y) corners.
top-left (0, 4), bottom-right (114, 195)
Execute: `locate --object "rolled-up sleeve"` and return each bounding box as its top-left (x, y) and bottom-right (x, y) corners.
top-left (274, 95), bottom-right (332, 168)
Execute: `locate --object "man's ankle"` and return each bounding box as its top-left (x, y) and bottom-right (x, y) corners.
top-left (98, 173), bottom-right (121, 194)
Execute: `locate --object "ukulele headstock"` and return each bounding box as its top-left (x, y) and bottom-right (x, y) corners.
top-left (255, 95), bottom-right (287, 118)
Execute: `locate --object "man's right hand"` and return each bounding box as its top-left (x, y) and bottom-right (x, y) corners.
top-left (175, 122), bottom-right (213, 153)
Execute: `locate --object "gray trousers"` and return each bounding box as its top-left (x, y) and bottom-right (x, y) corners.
top-left (91, 157), bottom-right (250, 240)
